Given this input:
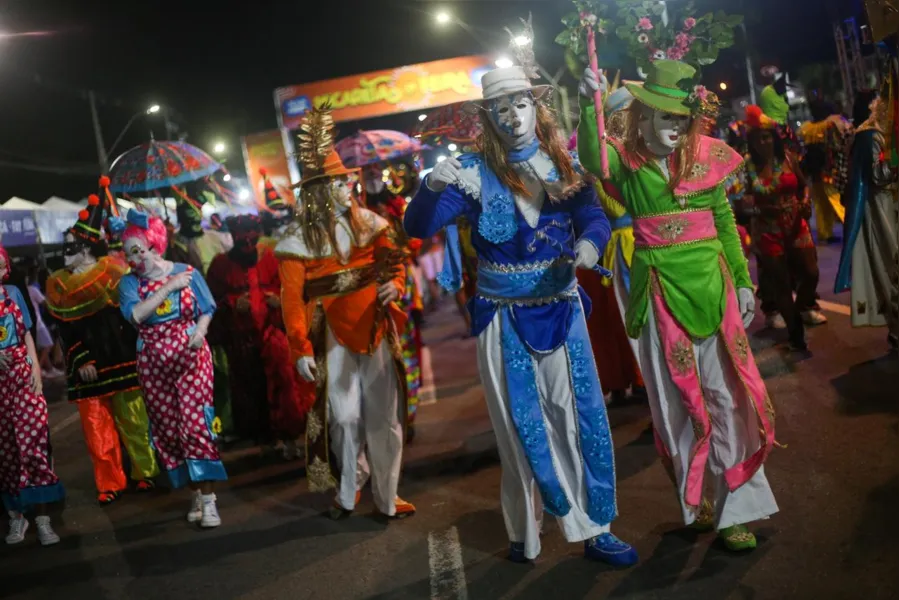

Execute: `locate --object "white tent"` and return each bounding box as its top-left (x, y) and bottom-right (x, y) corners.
top-left (43, 196), bottom-right (82, 212)
top-left (2, 197), bottom-right (44, 210)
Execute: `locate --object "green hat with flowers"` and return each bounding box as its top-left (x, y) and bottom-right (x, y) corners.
top-left (625, 59), bottom-right (697, 117)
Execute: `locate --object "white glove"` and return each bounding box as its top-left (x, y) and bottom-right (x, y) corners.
top-left (425, 157), bottom-right (463, 193)
top-left (296, 356), bottom-right (317, 383)
top-left (573, 240), bottom-right (600, 270)
top-left (187, 328), bottom-right (207, 349)
top-left (79, 364), bottom-right (98, 383)
top-left (738, 288), bottom-right (756, 329)
top-left (578, 67), bottom-right (608, 99)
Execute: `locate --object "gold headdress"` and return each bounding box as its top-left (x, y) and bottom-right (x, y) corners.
top-left (294, 104), bottom-right (358, 187)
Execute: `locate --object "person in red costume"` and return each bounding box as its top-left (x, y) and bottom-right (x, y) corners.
top-left (206, 215), bottom-right (312, 454)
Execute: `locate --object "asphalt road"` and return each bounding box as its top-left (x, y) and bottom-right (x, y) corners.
top-left (2, 243), bottom-right (898, 600)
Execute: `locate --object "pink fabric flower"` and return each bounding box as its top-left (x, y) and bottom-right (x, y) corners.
top-left (693, 85), bottom-right (710, 101)
top-left (675, 33), bottom-right (694, 48)
top-left (684, 17), bottom-right (697, 30)
top-left (636, 17), bottom-right (654, 31)
top-left (666, 46), bottom-right (685, 61)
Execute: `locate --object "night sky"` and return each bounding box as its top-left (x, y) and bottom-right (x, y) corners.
top-left (0, 0), bottom-right (852, 202)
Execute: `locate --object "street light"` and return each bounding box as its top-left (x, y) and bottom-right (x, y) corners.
top-left (719, 82), bottom-right (728, 91)
top-left (495, 56), bottom-right (514, 69)
top-left (435, 11), bottom-right (451, 25)
top-left (107, 104), bottom-right (165, 158)
top-left (223, 173), bottom-right (232, 182)
top-left (418, 113), bottom-right (428, 122)
top-left (448, 143), bottom-right (458, 152)
top-left (213, 141), bottom-right (226, 155)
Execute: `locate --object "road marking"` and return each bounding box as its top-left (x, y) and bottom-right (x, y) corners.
top-left (428, 526), bottom-right (468, 600)
top-left (50, 410), bottom-right (80, 435)
top-left (817, 299), bottom-right (851, 316)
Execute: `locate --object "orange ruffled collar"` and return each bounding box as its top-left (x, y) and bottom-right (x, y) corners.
top-left (46, 256), bottom-right (130, 321)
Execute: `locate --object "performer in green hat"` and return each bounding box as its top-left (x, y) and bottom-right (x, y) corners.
top-left (579, 59), bottom-right (778, 552)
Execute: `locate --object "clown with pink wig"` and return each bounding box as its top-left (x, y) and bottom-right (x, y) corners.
top-left (118, 210), bottom-right (225, 528)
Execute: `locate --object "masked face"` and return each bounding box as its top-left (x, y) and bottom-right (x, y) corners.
top-left (639, 108), bottom-right (690, 154)
top-left (63, 233), bottom-right (92, 271)
top-left (364, 165), bottom-right (386, 195)
top-left (487, 92), bottom-right (537, 150)
top-left (123, 235), bottom-right (159, 275)
top-left (330, 178), bottom-right (353, 214)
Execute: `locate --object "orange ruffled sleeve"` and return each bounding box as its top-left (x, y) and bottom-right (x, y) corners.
top-left (278, 258), bottom-right (313, 363)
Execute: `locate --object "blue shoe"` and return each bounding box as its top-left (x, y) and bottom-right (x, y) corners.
top-left (584, 533), bottom-right (638, 567)
top-left (508, 542), bottom-right (529, 563)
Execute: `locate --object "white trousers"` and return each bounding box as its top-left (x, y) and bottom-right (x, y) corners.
top-left (611, 258), bottom-right (641, 368)
top-left (638, 304), bottom-right (779, 530)
top-left (477, 310), bottom-right (610, 560)
top-left (326, 327), bottom-right (403, 516)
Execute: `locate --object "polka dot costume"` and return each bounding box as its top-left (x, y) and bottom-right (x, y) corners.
top-left (132, 269), bottom-right (226, 488)
top-left (0, 286), bottom-right (64, 511)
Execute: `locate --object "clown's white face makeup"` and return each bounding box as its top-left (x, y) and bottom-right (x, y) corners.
top-left (330, 178), bottom-right (353, 214)
top-left (487, 92), bottom-right (537, 150)
top-left (124, 236), bottom-right (160, 276)
top-left (639, 107), bottom-right (690, 156)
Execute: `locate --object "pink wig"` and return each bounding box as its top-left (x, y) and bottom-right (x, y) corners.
top-left (0, 244), bottom-right (8, 281)
top-left (122, 215), bottom-right (168, 255)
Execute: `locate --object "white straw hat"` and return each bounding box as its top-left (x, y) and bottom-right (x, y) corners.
top-left (464, 66), bottom-right (551, 113)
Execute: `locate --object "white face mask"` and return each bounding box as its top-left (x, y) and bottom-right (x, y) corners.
top-left (124, 236), bottom-right (162, 276)
top-left (487, 92), bottom-right (537, 150)
top-left (330, 178), bottom-right (353, 215)
top-left (639, 108), bottom-right (690, 155)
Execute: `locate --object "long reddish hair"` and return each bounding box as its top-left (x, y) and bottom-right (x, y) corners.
top-left (477, 101), bottom-right (577, 198)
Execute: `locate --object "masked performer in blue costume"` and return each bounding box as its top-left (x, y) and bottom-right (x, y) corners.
top-left (405, 65), bottom-right (636, 566)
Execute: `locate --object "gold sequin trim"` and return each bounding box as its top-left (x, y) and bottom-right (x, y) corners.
top-left (306, 412), bottom-right (323, 443)
top-left (669, 341), bottom-right (696, 377)
top-left (710, 143), bottom-right (731, 163)
top-left (656, 216), bottom-right (690, 242)
top-left (688, 163), bottom-right (711, 181)
top-left (306, 457), bottom-right (337, 493)
top-left (733, 332), bottom-right (750, 365)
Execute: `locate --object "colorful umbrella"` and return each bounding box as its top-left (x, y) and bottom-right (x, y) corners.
top-left (335, 130), bottom-right (427, 168)
top-left (411, 102), bottom-right (482, 150)
top-left (108, 140), bottom-right (223, 194)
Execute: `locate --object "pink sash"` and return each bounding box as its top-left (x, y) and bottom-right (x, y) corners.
top-left (649, 259), bottom-right (775, 508)
top-left (634, 210), bottom-right (717, 248)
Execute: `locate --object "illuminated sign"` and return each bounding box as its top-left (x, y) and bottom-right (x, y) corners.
top-left (274, 55), bottom-right (492, 128)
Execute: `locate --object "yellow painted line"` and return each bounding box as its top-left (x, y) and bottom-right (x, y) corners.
top-left (817, 299), bottom-right (851, 316)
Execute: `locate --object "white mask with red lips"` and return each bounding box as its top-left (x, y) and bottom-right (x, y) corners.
top-left (638, 106), bottom-right (691, 156)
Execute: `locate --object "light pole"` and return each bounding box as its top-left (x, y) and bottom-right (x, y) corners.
top-left (99, 104), bottom-right (166, 172)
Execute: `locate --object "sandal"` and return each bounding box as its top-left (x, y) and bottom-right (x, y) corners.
top-left (718, 524), bottom-right (757, 551)
top-left (98, 490), bottom-right (122, 505)
top-left (391, 497), bottom-right (416, 519)
top-left (689, 498), bottom-right (715, 532)
top-left (135, 480), bottom-right (156, 492)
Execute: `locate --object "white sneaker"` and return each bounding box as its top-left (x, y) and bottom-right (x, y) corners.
top-left (200, 494), bottom-right (221, 528)
top-left (187, 491), bottom-right (203, 523)
top-left (5, 512), bottom-right (28, 545)
top-left (35, 516), bottom-right (60, 546)
top-left (802, 309), bottom-right (828, 326)
top-left (765, 313), bottom-right (787, 330)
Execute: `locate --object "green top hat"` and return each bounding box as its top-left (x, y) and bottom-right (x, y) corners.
top-left (625, 60), bottom-right (696, 117)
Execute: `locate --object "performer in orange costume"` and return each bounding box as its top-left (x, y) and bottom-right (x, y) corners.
top-left (276, 106), bottom-right (415, 520)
